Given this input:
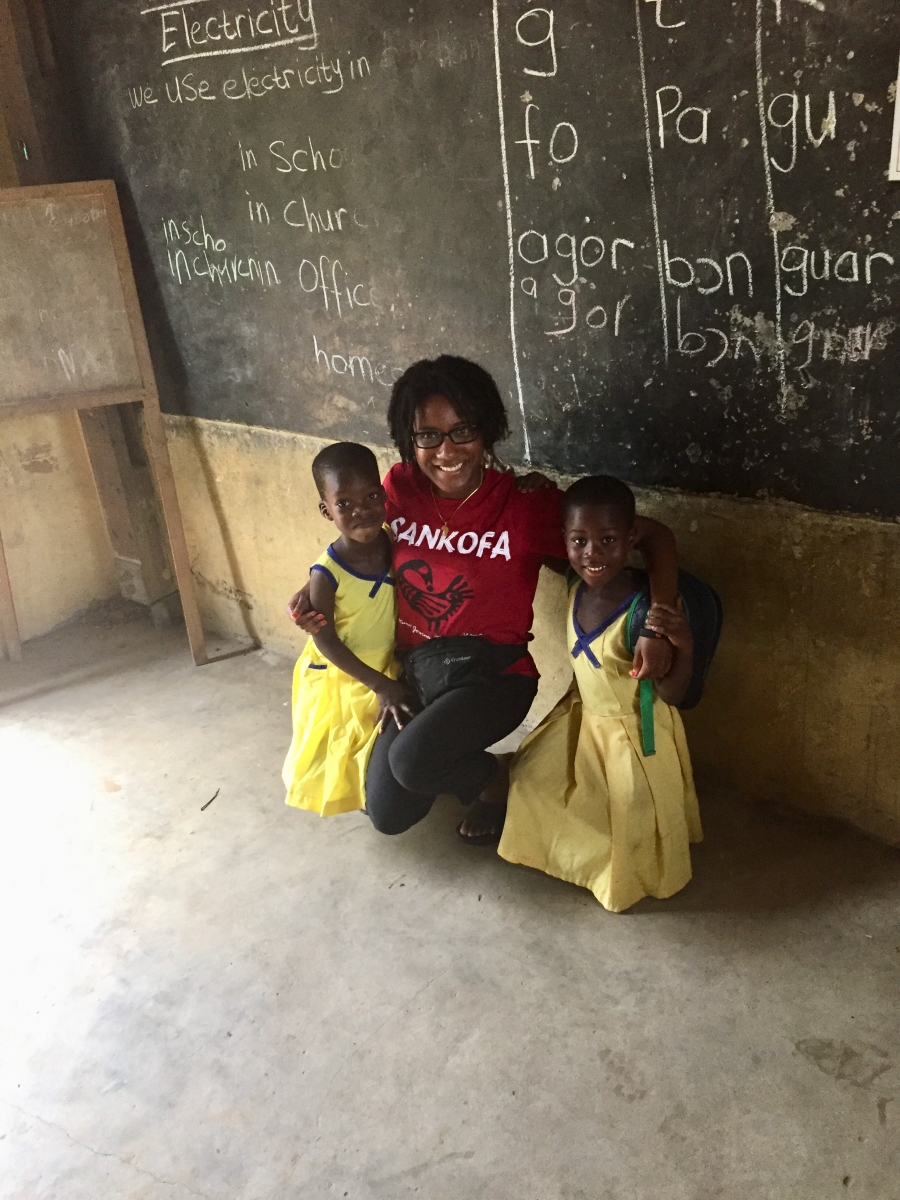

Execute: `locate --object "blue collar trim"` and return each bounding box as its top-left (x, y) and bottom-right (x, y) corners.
top-left (571, 587), bottom-right (637, 668)
top-left (327, 542), bottom-right (396, 598)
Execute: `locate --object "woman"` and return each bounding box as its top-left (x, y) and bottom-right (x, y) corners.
top-left (290, 356), bottom-right (677, 844)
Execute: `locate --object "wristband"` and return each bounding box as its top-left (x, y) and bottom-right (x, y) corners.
top-left (637, 626), bottom-right (663, 640)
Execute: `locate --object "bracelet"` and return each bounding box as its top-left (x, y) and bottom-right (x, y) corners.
top-left (637, 626), bottom-right (663, 640)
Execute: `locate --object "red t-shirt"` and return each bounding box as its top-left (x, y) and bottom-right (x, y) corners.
top-left (383, 463), bottom-right (566, 677)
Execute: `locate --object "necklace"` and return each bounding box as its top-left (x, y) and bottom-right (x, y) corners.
top-left (431, 470), bottom-right (484, 536)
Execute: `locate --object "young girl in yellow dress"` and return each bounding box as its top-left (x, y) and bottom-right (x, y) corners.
top-left (283, 443), bottom-right (415, 816)
top-left (498, 475), bottom-right (702, 911)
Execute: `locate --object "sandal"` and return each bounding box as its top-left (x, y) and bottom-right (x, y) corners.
top-left (456, 800), bottom-right (507, 847)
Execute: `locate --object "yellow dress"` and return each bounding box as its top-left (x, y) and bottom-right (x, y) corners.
top-left (282, 543), bottom-right (398, 816)
top-left (498, 582), bottom-right (702, 911)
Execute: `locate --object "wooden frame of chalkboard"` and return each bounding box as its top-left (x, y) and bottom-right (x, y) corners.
top-left (891, 49), bottom-right (900, 182)
top-left (0, 179), bottom-right (207, 664)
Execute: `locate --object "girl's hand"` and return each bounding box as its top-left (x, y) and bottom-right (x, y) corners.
top-left (631, 634), bottom-right (673, 682)
top-left (644, 602), bottom-right (693, 651)
top-left (515, 471), bottom-right (555, 493)
top-left (375, 680), bottom-right (418, 732)
top-left (287, 583), bottom-right (326, 632)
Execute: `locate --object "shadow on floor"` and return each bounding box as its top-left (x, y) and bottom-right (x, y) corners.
top-left (365, 787), bottom-right (900, 919)
top-left (649, 789), bottom-right (900, 915)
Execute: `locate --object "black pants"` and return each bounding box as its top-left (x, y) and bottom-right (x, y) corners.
top-left (365, 674), bottom-right (539, 835)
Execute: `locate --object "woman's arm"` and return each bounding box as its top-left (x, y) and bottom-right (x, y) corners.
top-left (307, 571), bottom-right (415, 729)
top-left (643, 602), bottom-right (694, 707)
top-left (633, 515), bottom-right (678, 607)
top-left (631, 516), bottom-right (678, 682)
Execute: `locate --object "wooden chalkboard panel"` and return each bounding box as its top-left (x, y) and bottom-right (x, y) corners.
top-left (0, 179), bottom-right (207, 664)
top-left (47, 0), bottom-right (900, 516)
top-left (0, 185), bottom-right (143, 410)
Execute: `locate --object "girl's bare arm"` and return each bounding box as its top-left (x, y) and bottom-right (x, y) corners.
top-left (307, 571), bottom-right (414, 729)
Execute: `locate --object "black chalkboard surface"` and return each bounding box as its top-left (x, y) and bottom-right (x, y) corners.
top-left (49, 0), bottom-right (900, 516)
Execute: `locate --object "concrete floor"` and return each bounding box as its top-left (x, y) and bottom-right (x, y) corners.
top-left (1, 606), bottom-right (899, 1200)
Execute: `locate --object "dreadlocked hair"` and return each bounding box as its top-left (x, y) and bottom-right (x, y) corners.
top-left (562, 475), bottom-right (636, 525)
top-left (388, 356), bottom-right (510, 463)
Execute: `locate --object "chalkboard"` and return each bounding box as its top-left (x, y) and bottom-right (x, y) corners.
top-left (0, 183), bottom-right (143, 410)
top-left (47, 0), bottom-right (900, 516)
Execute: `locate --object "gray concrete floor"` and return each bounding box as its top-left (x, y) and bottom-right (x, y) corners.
top-left (1, 605), bottom-right (899, 1200)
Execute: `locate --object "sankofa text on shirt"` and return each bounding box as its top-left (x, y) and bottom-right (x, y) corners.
top-left (390, 519), bottom-right (512, 560)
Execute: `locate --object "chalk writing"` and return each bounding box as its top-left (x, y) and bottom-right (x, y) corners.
top-left (268, 137), bottom-right (344, 172)
top-left (128, 84), bottom-right (159, 107)
top-left (298, 256), bottom-right (376, 316)
top-left (313, 336), bottom-right (404, 387)
top-left (141, 0), bottom-right (318, 68)
top-left (656, 87), bottom-right (711, 148)
top-left (517, 8), bottom-right (556, 77)
top-left (767, 91), bottom-right (837, 173)
top-left (516, 101), bottom-right (578, 178)
top-left (283, 198), bottom-right (350, 234)
top-left (222, 52), bottom-right (370, 99)
top-left (494, 0), bottom-right (897, 452)
top-left (162, 215), bottom-right (280, 288)
top-left (124, 53), bottom-right (372, 111)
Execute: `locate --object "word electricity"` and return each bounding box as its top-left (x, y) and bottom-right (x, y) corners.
top-left (144, 0), bottom-right (317, 67)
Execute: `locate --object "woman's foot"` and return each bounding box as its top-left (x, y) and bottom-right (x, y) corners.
top-left (456, 799), bottom-right (506, 845)
top-left (457, 755), bottom-right (510, 846)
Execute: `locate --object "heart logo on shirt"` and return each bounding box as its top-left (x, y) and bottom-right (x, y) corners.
top-left (396, 560), bottom-right (475, 632)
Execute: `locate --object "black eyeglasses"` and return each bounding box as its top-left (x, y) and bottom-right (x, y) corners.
top-left (412, 424), bottom-right (480, 450)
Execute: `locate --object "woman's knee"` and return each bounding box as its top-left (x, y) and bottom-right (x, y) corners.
top-left (387, 732), bottom-right (441, 796)
top-left (365, 769), bottom-right (433, 834)
top-left (366, 803), bottom-right (417, 836)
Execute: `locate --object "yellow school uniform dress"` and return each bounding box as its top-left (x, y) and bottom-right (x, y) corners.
top-left (283, 543), bottom-right (398, 816)
top-left (498, 581), bottom-right (702, 911)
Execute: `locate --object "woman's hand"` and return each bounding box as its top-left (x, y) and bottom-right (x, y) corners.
top-left (644, 602), bottom-right (694, 652)
top-left (287, 583), bottom-right (326, 632)
top-left (515, 471), bottom-right (556, 493)
top-left (645, 602), bottom-right (695, 707)
top-left (375, 679), bottom-right (418, 732)
top-left (630, 634), bottom-right (673, 682)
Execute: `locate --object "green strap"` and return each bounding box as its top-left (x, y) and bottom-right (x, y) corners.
top-left (639, 678), bottom-right (656, 756)
top-left (623, 592), bottom-right (644, 654)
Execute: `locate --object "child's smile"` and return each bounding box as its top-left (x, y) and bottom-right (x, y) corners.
top-left (564, 503), bottom-right (638, 595)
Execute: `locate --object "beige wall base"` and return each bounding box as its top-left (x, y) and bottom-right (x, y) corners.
top-left (4, 405), bottom-right (896, 848)
top-left (0, 411), bottom-right (118, 642)
top-left (164, 414), bottom-right (900, 849)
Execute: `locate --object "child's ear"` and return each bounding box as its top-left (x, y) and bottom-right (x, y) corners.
top-left (627, 523), bottom-right (639, 547)
top-left (319, 500), bottom-right (333, 522)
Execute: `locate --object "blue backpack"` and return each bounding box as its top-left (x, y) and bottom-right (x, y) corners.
top-left (623, 569), bottom-right (723, 756)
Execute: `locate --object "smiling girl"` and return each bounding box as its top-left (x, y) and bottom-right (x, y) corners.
top-left (498, 475), bottom-right (703, 911)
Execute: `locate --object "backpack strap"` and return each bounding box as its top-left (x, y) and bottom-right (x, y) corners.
top-left (639, 678), bottom-right (656, 757)
top-left (624, 589), bottom-right (656, 758)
